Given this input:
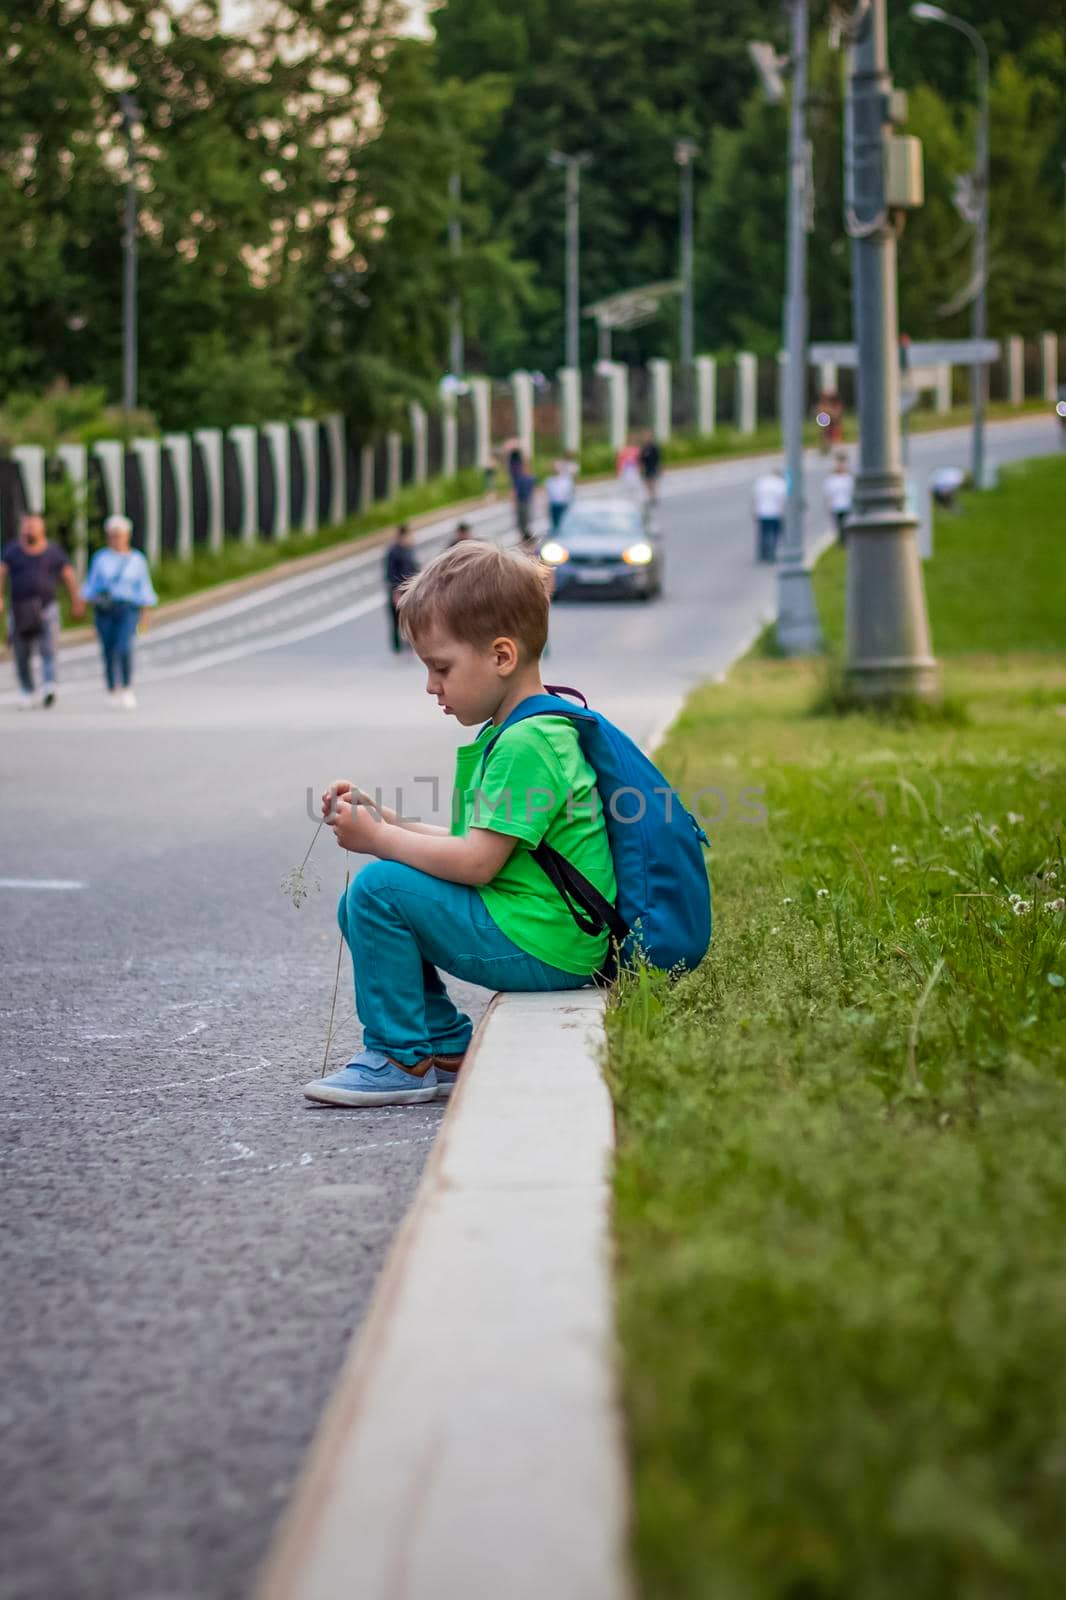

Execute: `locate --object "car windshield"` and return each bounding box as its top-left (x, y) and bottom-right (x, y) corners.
top-left (559, 508), bottom-right (638, 540)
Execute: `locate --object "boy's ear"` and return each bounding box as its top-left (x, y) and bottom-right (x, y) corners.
top-left (492, 636), bottom-right (520, 674)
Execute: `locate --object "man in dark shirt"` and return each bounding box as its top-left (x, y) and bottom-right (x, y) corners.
top-left (383, 523), bottom-right (420, 653)
top-left (639, 433), bottom-right (662, 507)
top-left (0, 513), bottom-right (85, 707)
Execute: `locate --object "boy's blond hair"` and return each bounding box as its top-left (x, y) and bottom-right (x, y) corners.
top-left (397, 540), bottom-right (550, 658)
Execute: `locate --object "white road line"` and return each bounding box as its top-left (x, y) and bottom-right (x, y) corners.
top-left (0, 877), bottom-right (86, 890)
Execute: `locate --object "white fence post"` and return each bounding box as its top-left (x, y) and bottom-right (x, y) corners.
top-left (817, 359), bottom-right (838, 396)
top-left (56, 443), bottom-right (89, 577)
top-left (360, 442), bottom-right (375, 510)
top-left (510, 370), bottom-right (534, 462)
top-left (736, 351), bottom-right (757, 434)
top-left (441, 392), bottom-right (458, 479)
top-left (92, 440), bottom-right (125, 519)
top-left (468, 377), bottom-right (492, 474)
top-left (695, 355), bottom-right (717, 435)
top-left (193, 428), bottom-right (224, 553)
top-left (557, 367), bottom-right (581, 455)
top-left (323, 414), bottom-right (346, 525)
top-left (935, 364), bottom-right (952, 414)
top-left (1006, 335), bottom-right (1025, 407)
top-left (12, 445), bottom-right (46, 516)
top-left (130, 438), bottom-right (162, 565)
top-left (1040, 332), bottom-right (1058, 403)
top-left (386, 430), bottom-right (402, 500)
top-left (229, 426), bottom-right (260, 544)
top-left (599, 362), bottom-right (629, 451)
top-left (262, 423), bottom-right (290, 540)
top-left (163, 435), bottom-right (194, 562)
top-left (409, 402), bottom-right (428, 486)
top-left (293, 419), bottom-right (319, 535)
top-left (648, 358), bottom-right (671, 443)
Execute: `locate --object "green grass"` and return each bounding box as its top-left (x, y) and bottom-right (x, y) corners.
top-left (814, 454), bottom-right (1066, 658)
top-left (609, 456), bottom-right (1066, 1598)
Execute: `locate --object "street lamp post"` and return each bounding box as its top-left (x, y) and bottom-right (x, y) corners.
top-left (844, 0), bottom-right (938, 700)
top-left (911, 3), bottom-right (989, 488)
top-left (118, 92), bottom-right (142, 417)
top-left (674, 139), bottom-right (699, 369)
top-left (448, 170), bottom-right (464, 377)
top-left (548, 152), bottom-right (591, 371)
top-left (751, 3), bottom-right (821, 653)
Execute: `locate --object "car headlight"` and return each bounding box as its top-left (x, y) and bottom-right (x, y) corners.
top-left (540, 541), bottom-right (570, 565)
top-left (622, 541), bottom-right (654, 566)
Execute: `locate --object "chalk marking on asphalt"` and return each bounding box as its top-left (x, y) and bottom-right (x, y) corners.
top-left (0, 877), bottom-right (86, 891)
top-left (184, 1132), bottom-right (436, 1183)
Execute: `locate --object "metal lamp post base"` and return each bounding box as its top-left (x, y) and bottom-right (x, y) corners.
top-left (775, 562), bottom-right (823, 655)
top-left (844, 508), bottom-right (940, 702)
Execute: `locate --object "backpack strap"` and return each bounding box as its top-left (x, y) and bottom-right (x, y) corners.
top-left (530, 841), bottom-right (629, 947)
top-left (476, 692), bottom-right (628, 957)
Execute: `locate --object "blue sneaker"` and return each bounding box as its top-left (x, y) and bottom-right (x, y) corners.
top-left (303, 1050), bottom-right (439, 1107)
top-left (431, 1051), bottom-right (466, 1101)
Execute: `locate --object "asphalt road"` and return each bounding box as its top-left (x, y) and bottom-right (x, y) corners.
top-left (0, 416), bottom-right (1056, 1600)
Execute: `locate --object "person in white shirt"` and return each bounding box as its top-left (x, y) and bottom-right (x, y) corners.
top-left (751, 469), bottom-right (787, 562)
top-left (823, 452), bottom-right (854, 541)
top-left (545, 460), bottom-right (576, 531)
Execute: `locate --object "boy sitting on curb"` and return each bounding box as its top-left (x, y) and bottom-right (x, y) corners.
top-left (304, 541), bottom-right (617, 1108)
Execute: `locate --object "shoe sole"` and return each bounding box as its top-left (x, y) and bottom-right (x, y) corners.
top-left (303, 1082), bottom-right (438, 1107)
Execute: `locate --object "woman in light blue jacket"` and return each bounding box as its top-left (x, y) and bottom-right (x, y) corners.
top-left (82, 515), bottom-right (158, 708)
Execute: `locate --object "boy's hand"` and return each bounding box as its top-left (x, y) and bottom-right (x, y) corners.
top-left (321, 780), bottom-right (352, 820)
top-left (324, 796), bottom-right (382, 855)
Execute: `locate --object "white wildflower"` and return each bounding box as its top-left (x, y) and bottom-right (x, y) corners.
top-left (783, 896), bottom-right (794, 905)
top-left (816, 888), bottom-right (830, 899)
top-left (1011, 900), bottom-right (1031, 916)
top-left (1007, 812), bottom-right (1025, 826)
top-left (915, 917), bottom-right (931, 929)
top-left (890, 844), bottom-right (902, 854)
top-left (1045, 898), bottom-right (1066, 914)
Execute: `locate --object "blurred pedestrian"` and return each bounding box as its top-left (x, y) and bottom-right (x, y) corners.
top-left (82, 514), bottom-right (158, 708)
top-left (751, 468), bottom-right (787, 563)
top-left (448, 520), bottom-right (476, 547)
top-left (514, 469), bottom-right (538, 539)
top-left (823, 452), bottom-right (854, 542)
top-left (544, 460), bottom-right (575, 530)
top-left (384, 523), bottom-right (419, 653)
top-left (0, 512), bottom-right (85, 709)
top-left (616, 437), bottom-right (641, 499)
top-left (639, 432), bottom-right (662, 507)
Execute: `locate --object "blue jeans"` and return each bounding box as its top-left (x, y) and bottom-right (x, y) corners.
top-left (94, 604), bottom-right (141, 689)
top-left (757, 516), bottom-right (782, 562)
top-left (339, 860), bottom-right (593, 1066)
top-left (9, 602), bottom-right (59, 693)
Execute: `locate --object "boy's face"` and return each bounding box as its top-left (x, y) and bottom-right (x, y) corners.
top-left (414, 622), bottom-right (519, 727)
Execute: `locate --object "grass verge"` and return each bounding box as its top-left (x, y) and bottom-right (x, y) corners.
top-left (609, 455), bottom-right (1066, 1597)
top-left (813, 453), bottom-right (1066, 658)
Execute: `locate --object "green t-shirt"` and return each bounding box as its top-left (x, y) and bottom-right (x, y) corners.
top-left (451, 714), bottom-right (617, 975)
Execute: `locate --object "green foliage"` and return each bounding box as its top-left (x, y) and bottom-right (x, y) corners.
top-left (814, 454), bottom-right (1066, 658)
top-left (610, 649), bottom-right (1066, 1598)
top-left (0, 384), bottom-right (158, 449)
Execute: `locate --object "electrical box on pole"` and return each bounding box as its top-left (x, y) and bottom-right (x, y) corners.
top-left (885, 135), bottom-right (924, 208)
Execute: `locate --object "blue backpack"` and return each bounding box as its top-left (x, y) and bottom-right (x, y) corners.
top-left (482, 686), bottom-right (712, 978)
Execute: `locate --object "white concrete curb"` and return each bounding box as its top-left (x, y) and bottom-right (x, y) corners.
top-left (257, 990), bottom-right (632, 1600)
